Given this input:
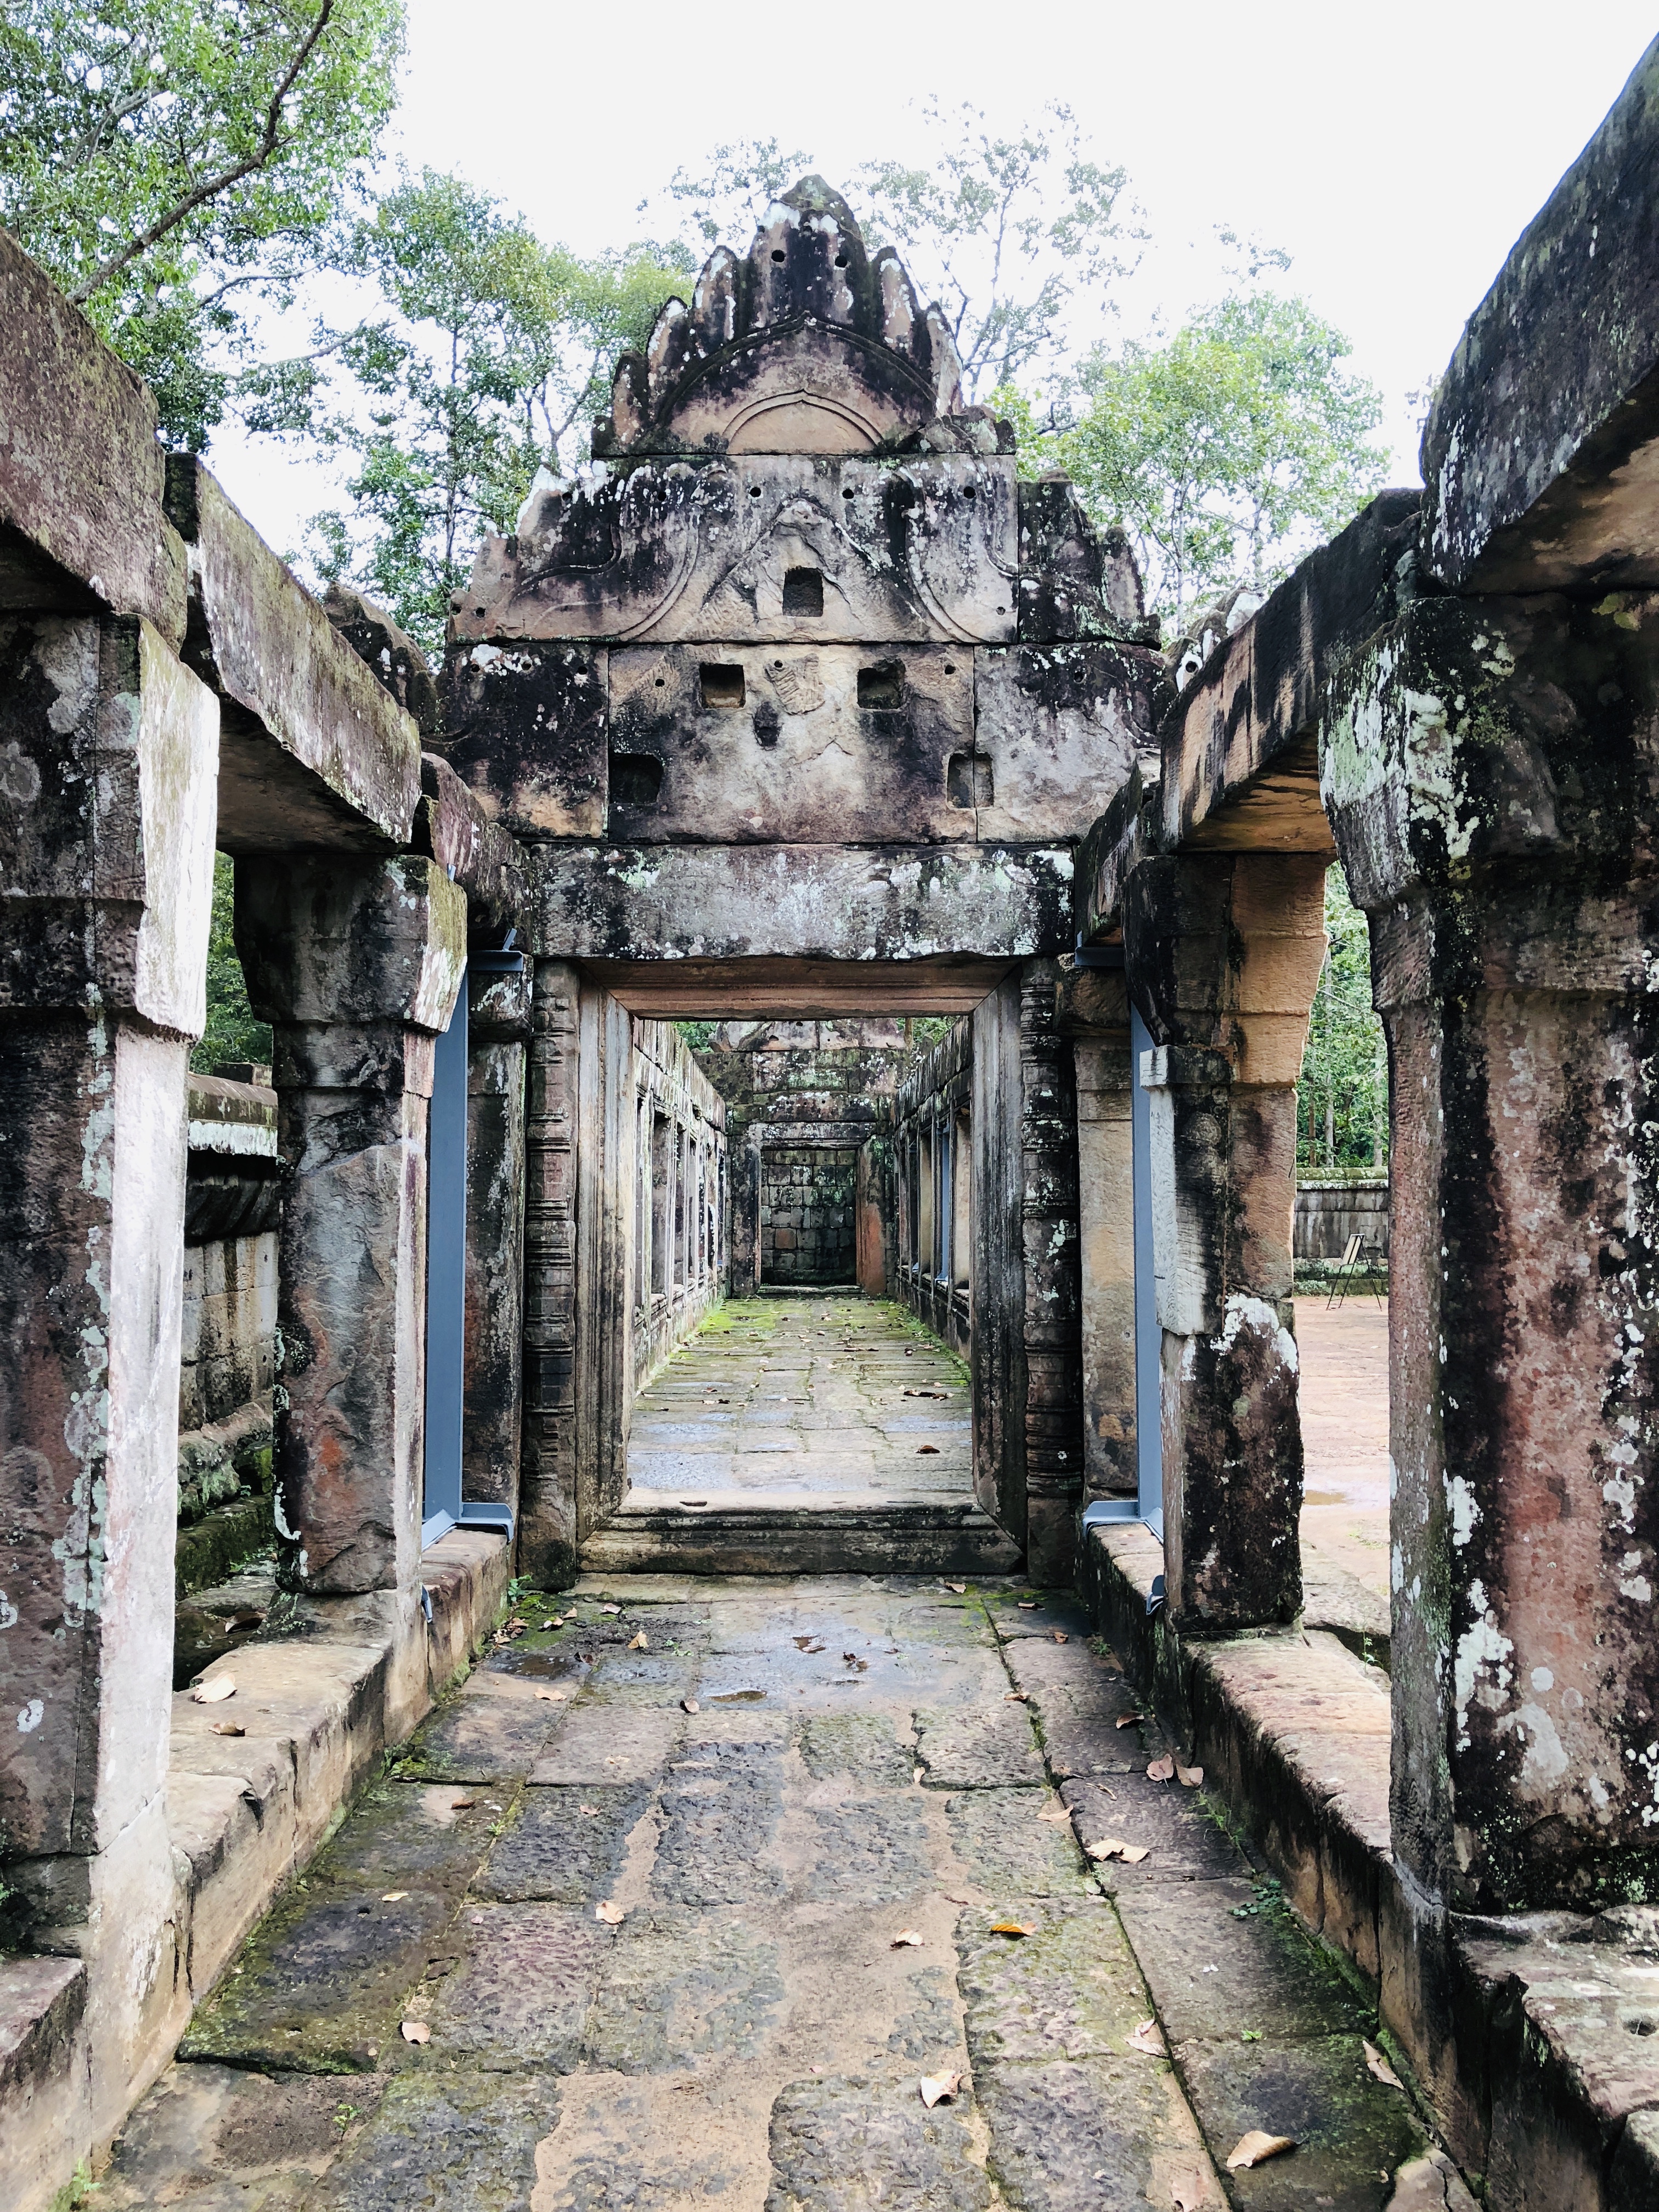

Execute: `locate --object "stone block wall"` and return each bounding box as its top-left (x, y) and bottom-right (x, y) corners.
top-left (1293, 1176), bottom-right (1390, 1262)
top-left (760, 1144), bottom-right (858, 1283)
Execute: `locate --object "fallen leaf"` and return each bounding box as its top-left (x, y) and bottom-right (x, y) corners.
top-left (209, 1720), bottom-right (245, 1737)
top-left (1120, 1843), bottom-right (1150, 1864)
top-left (1226, 2132), bottom-right (1295, 2170)
top-left (1176, 1764), bottom-right (1204, 1788)
top-left (891, 1930), bottom-right (924, 1948)
top-left (1037, 1798), bottom-right (1072, 1826)
top-left (451, 1797), bottom-right (475, 1812)
top-left (550, 1616), bottom-right (565, 1628)
top-left (191, 1675), bottom-right (236, 1704)
top-left (682, 1698), bottom-right (700, 1714)
top-left (579, 1804), bottom-right (599, 1818)
top-left (225, 1610), bottom-right (263, 1632)
top-left (914, 1765), bottom-right (926, 1784)
top-left (1017, 1601), bottom-right (1039, 1610)
top-left (628, 1631), bottom-right (648, 1651)
top-left (989, 1921), bottom-right (1035, 1939)
top-left (1146, 1756), bottom-right (1176, 1782)
top-left (599, 1604), bottom-right (622, 1616)
top-left (534, 1688), bottom-right (568, 1702)
top-left (917, 1445), bottom-right (940, 1455)
top-left (1051, 1630), bottom-right (1069, 1644)
top-left (1115, 1714), bottom-right (1146, 1729)
top-left (382, 1891), bottom-right (409, 1901)
top-left (595, 1900), bottom-right (625, 1925)
top-left (400, 2021), bottom-right (430, 2045)
top-left (1127, 2018), bottom-right (1167, 2056)
top-left (918, 2070), bottom-right (961, 2108)
top-left (793, 1637), bottom-right (825, 1652)
top-left (1004, 1691), bottom-right (1028, 1703)
top-left (1363, 2038), bottom-right (1404, 2090)
top-left (945, 1582), bottom-right (966, 1594)
top-left (1159, 2154), bottom-right (1214, 2211)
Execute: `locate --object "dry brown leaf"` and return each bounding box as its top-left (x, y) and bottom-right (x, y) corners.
top-left (534, 1688), bottom-right (568, 1703)
top-left (681, 1698), bottom-right (700, 1714)
top-left (917, 1445), bottom-right (940, 1455)
top-left (191, 1675), bottom-right (236, 1705)
top-left (1363, 2038), bottom-right (1404, 2090)
top-left (918, 2070), bottom-right (961, 2108)
top-left (1127, 2018), bottom-right (1167, 2057)
top-left (913, 1765), bottom-right (926, 1784)
top-left (400, 2021), bottom-right (430, 2045)
top-left (1120, 1843), bottom-right (1150, 1863)
top-left (628, 1631), bottom-right (649, 1651)
top-left (1051, 1630), bottom-right (1069, 1644)
top-left (1225, 2131), bottom-right (1295, 2170)
top-left (382, 1891), bottom-right (408, 1901)
top-left (210, 1720), bottom-right (245, 1736)
top-left (1160, 2152), bottom-right (1216, 2211)
top-left (989, 1920), bottom-right (1035, 1938)
top-left (451, 1797), bottom-right (475, 1812)
top-left (1086, 1837), bottom-right (1151, 1864)
top-left (1115, 1714), bottom-right (1146, 1729)
top-left (945, 1582), bottom-right (966, 1594)
top-left (599, 1604), bottom-right (622, 1616)
top-left (1004, 1691), bottom-right (1028, 1703)
top-left (1176, 1764), bottom-right (1204, 1788)
top-left (1037, 1798), bottom-right (1072, 1826)
top-left (595, 1900), bottom-right (625, 1925)
top-left (578, 1804), bottom-right (599, 1818)
top-left (1017, 1601), bottom-right (1039, 1610)
top-left (1146, 1756), bottom-right (1176, 1782)
top-left (891, 1929), bottom-right (924, 1948)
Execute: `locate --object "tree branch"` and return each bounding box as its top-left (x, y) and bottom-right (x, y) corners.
top-left (68, 0), bottom-right (336, 304)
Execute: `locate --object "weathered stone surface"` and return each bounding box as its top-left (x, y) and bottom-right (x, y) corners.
top-left (97, 2059), bottom-right (362, 2208)
top-left (477, 1784), bottom-right (649, 1902)
top-left (0, 229), bottom-right (187, 643)
top-left (652, 1738), bottom-right (788, 1905)
top-left (307, 2068), bottom-right (552, 2209)
top-left (974, 2057), bottom-right (1221, 2212)
top-left (764, 2073), bottom-right (992, 2212)
top-left (1158, 489), bottom-right (1419, 854)
top-left (974, 645), bottom-right (1165, 844)
top-left (945, 1791), bottom-right (1093, 1900)
top-left (462, 970), bottom-right (528, 1515)
top-left (584, 1907), bottom-right (786, 2072)
top-left (461, 455), bottom-right (1018, 647)
top-left (415, 753), bottom-right (527, 936)
top-left (441, 640), bottom-right (607, 836)
top-left (324, 580), bottom-right (441, 737)
top-left (915, 1708), bottom-right (1043, 1790)
top-left (416, 1902), bottom-right (609, 2069)
top-left (1015, 477), bottom-right (1147, 645)
top-left (1420, 37), bottom-right (1659, 594)
top-left (955, 1901), bottom-right (1146, 2064)
top-left (1114, 1880), bottom-right (1372, 2046)
top-left (401, 1686), bottom-right (561, 1782)
top-left (533, 842), bottom-right (1075, 965)
top-left (799, 1792), bottom-right (935, 1904)
top-left (166, 458), bottom-right (421, 851)
top-left (1169, 2037), bottom-right (1423, 2212)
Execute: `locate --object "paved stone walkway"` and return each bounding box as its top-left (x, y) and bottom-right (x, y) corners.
top-left (105, 1577), bottom-right (1438, 2210)
top-left (624, 1296), bottom-right (973, 1508)
top-left (1294, 1300), bottom-right (1390, 1649)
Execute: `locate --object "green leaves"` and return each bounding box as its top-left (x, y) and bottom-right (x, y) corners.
top-left (1297, 865), bottom-right (1386, 1175)
top-left (0, 0), bottom-right (405, 446)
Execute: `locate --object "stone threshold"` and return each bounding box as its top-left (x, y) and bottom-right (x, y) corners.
top-left (1081, 1522), bottom-right (1659, 2210)
top-left (3, 1529), bottom-right (512, 2212)
top-left (583, 1493), bottom-right (1020, 1576)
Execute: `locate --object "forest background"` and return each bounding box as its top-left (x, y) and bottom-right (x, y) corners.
top-left (0, 0), bottom-right (1387, 1170)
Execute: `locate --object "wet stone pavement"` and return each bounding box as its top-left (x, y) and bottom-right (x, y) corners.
top-left (623, 1296), bottom-right (973, 1507)
top-left (105, 1578), bottom-right (1444, 2211)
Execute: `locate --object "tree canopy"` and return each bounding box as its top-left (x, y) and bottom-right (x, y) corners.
top-left (0, 0), bottom-right (404, 446)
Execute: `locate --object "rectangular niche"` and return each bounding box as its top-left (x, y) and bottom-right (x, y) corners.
top-left (700, 663), bottom-right (746, 708)
top-left (782, 567), bottom-right (825, 617)
top-left (858, 661), bottom-right (905, 710)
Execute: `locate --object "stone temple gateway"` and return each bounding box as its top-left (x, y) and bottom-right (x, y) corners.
top-left (7, 43), bottom-right (1659, 2203)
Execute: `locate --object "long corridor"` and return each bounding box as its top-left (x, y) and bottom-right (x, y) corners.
top-left (100, 1576), bottom-right (1438, 2210)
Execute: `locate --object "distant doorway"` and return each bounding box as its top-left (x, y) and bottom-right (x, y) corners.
top-left (760, 1142), bottom-right (859, 1286)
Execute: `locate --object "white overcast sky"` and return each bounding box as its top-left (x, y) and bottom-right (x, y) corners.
top-left (213, 0), bottom-right (1658, 556)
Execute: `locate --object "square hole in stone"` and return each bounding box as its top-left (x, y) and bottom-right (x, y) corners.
top-left (609, 753), bottom-right (663, 805)
top-left (858, 661), bottom-right (905, 710)
top-left (782, 568), bottom-right (824, 617)
top-left (700, 664), bottom-right (746, 708)
top-left (947, 753), bottom-right (994, 808)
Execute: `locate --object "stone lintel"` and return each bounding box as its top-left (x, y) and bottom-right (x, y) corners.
top-left (235, 855), bottom-right (467, 1045)
top-left (0, 232), bottom-right (188, 645)
top-left (165, 459), bottom-right (422, 854)
top-left (1159, 489), bottom-right (1419, 854)
top-left (1420, 37), bottom-right (1659, 594)
top-left (534, 842), bottom-right (1075, 965)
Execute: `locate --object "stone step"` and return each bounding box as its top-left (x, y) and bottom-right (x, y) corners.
top-left (581, 1494), bottom-right (1022, 1576)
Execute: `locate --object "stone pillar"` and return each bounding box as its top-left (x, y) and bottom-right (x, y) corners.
top-left (1124, 852), bottom-right (1327, 1629)
top-left (0, 614), bottom-right (217, 2103)
top-left (1059, 965), bottom-right (1138, 1502)
top-left (236, 855), bottom-right (465, 1597)
top-left (520, 961), bottom-right (580, 1585)
top-left (462, 958), bottom-right (529, 1516)
top-left (1326, 591), bottom-right (1659, 1912)
top-left (1019, 960), bottom-right (1085, 1585)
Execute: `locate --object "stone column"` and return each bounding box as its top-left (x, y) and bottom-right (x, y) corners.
top-left (1019, 960), bottom-right (1086, 1586)
top-left (1059, 964), bottom-right (1138, 1502)
top-left (1124, 852), bottom-right (1327, 1629)
top-left (519, 961), bottom-right (580, 1584)
top-left (462, 957), bottom-right (529, 1517)
top-left (1326, 591), bottom-right (1659, 1912)
top-left (0, 614), bottom-right (217, 2096)
top-left (236, 855), bottom-right (465, 1598)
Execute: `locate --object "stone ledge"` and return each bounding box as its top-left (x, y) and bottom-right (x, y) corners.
top-left (1079, 1522), bottom-right (1659, 2208)
top-left (4, 1530), bottom-right (510, 2212)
